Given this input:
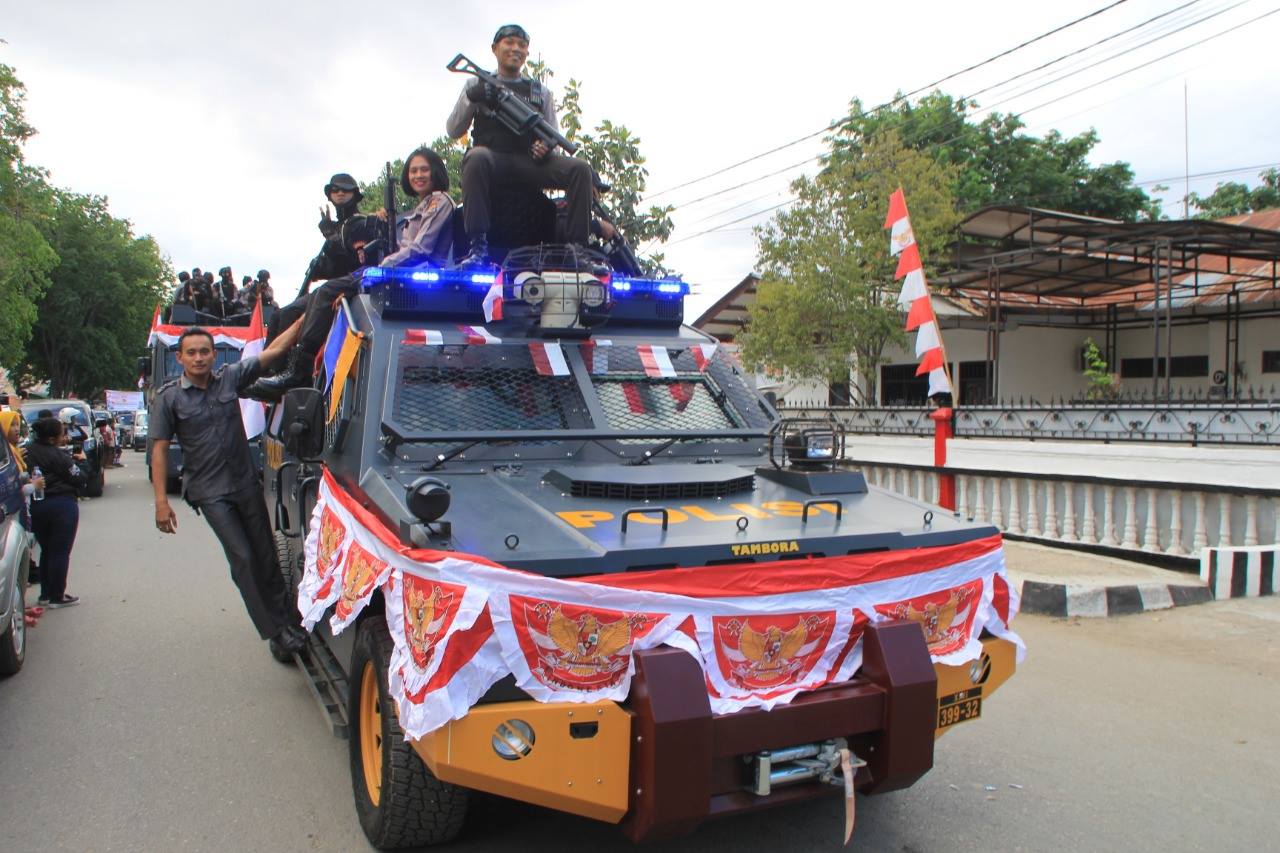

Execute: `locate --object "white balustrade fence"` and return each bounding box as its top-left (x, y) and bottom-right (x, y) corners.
top-left (856, 463), bottom-right (1279, 558)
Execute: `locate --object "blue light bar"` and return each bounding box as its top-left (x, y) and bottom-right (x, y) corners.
top-left (610, 278), bottom-right (688, 297)
top-left (362, 265), bottom-right (495, 289)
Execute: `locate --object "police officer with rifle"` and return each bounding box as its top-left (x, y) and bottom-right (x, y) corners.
top-left (445, 24), bottom-right (593, 266)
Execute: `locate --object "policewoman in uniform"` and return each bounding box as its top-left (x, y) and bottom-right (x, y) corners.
top-left (149, 322), bottom-right (306, 658)
top-left (445, 23), bottom-right (593, 265)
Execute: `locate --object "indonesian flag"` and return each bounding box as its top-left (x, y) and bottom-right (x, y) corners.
top-left (482, 283), bottom-right (503, 323)
top-left (637, 345), bottom-right (677, 378)
top-left (458, 325), bottom-right (501, 345)
top-left (886, 188), bottom-right (951, 398)
top-left (403, 329), bottom-right (444, 346)
top-left (529, 342), bottom-right (570, 376)
top-left (691, 342), bottom-right (717, 371)
top-left (239, 301), bottom-right (267, 438)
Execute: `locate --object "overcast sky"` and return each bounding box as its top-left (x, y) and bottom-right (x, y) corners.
top-left (4, 0), bottom-right (1279, 317)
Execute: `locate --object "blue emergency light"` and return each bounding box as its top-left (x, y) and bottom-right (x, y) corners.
top-left (611, 278), bottom-right (689, 298)
top-left (362, 265), bottom-right (495, 288)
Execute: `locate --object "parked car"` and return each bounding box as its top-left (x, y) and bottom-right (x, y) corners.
top-left (112, 410), bottom-right (135, 448)
top-left (132, 409), bottom-right (148, 451)
top-left (0, 436), bottom-right (34, 676)
top-left (19, 400), bottom-right (106, 498)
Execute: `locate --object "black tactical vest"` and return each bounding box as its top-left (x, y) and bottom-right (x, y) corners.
top-left (472, 78), bottom-right (545, 154)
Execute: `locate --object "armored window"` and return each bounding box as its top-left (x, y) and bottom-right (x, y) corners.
top-left (578, 344), bottom-right (768, 434)
top-left (389, 341), bottom-right (590, 434)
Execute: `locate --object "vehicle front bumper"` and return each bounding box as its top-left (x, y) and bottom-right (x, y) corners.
top-left (410, 623), bottom-right (1017, 841)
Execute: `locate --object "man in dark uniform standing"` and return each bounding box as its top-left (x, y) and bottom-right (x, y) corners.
top-left (149, 323), bottom-right (306, 658)
top-left (445, 23), bottom-right (593, 264)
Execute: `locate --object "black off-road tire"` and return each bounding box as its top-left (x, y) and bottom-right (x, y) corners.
top-left (348, 615), bottom-right (468, 849)
top-left (268, 531), bottom-right (300, 666)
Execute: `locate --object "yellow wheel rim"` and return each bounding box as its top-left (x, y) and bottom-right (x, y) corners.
top-left (359, 662), bottom-right (383, 807)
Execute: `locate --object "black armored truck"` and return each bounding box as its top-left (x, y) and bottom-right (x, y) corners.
top-left (265, 204), bottom-right (1024, 847)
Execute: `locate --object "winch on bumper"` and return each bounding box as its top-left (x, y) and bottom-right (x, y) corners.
top-left (409, 624), bottom-right (1017, 842)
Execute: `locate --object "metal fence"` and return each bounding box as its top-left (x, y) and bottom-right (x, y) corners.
top-left (783, 388), bottom-right (1280, 445)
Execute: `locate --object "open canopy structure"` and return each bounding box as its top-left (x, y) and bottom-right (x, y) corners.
top-left (936, 205), bottom-right (1280, 399)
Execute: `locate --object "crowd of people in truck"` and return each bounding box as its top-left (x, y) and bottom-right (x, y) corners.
top-left (169, 266), bottom-right (277, 319)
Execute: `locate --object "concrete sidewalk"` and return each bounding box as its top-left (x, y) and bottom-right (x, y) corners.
top-left (1003, 540), bottom-right (1211, 617)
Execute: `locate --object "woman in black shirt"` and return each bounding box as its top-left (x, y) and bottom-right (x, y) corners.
top-left (25, 417), bottom-right (87, 608)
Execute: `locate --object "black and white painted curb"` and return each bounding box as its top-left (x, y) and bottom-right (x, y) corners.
top-left (1017, 579), bottom-right (1212, 618)
top-left (1201, 545), bottom-right (1279, 600)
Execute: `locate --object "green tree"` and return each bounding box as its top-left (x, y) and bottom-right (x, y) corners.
top-left (831, 92), bottom-right (1157, 221)
top-left (1081, 337), bottom-right (1115, 400)
top-left (1189, 168), bottom-right (1280, 219)
top-left (0, 60), bottom-right (57, 371)
top-left (21, 191), bottom-right (170, 398)
top-left (741, 130), bottom-right (960, 401)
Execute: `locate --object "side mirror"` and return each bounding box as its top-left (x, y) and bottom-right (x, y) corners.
top-left (281, 388), bottom-right (325, 460)
top-left (136, 356), bottom-right (149, 377)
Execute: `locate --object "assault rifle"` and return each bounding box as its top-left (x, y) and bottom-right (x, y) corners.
top-left (383, 161), bottom-right (396, 257)
top-left (446, 54), bottom-right (578, 156)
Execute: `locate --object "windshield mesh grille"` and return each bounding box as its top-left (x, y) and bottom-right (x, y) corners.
top-left (392, 343), bottom-right (588, 433)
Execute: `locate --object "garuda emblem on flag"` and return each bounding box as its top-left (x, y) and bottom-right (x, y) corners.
top-left (335, 541), bottom-right (387, 621)
top-left (875, 578), bottom-right (983, 656)
top-left (713, 612), bottom-right (835, 692)
top-left (313, 506), bottom-right (347, 598)
top-left (401, 575), bottom-right (463, 670)
top-left (511, 596), bottom-right (663, 692)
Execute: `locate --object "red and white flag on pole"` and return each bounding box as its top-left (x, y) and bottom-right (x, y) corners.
top-left (885, 189), bottom-right (952, 398)
top-left (240, 301), bottom-right (267, 438)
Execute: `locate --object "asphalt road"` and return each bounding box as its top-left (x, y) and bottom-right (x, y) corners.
top-left (2, 461), bottom-right (1277, 852)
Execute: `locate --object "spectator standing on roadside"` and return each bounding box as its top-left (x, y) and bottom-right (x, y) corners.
top-left (25, 417), bottom-right (86, 608)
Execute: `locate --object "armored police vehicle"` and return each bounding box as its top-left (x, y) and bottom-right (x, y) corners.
top-left (265, 227), bottom-right (1022, 847)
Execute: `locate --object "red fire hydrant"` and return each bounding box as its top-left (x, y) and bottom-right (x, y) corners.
top-left (929, 407), bottom-right (956, 511)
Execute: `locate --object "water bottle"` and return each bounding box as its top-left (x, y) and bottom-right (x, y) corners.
top-left (31, 466), bottom-right (45, 501)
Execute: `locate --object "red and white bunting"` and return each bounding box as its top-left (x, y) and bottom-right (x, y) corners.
top-left (482, 283), bottom-right (504, 323)
top-left (885, 189), bottom-right (915, 256)
top-left (886, 188), bottom-right (952, 397)
top-left (146, 307), bottom-right (260, 349)
top-left (300, 471), bottom-right (1024, 739)
top-left (637, 344), bottom-right (677, 378)
top-left (458, 325), bottom-right (502, 346)
top-left (691, 342), bottom-right (718, 371)
top-left (529, 342), bottom-right (570, 376)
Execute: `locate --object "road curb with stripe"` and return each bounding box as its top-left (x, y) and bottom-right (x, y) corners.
top-left (1017, 579), bottom-right (1213, 618)
top-left (1201, 545), bottom-right (1278, 600)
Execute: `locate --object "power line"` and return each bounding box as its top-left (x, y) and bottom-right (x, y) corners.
top-left (961, 0), bottom-right (1212, 106)
top-left (650, 4), bottom-right (1269, 249)
top-left (651, 5), bottom-right (1279, 253)
top-left (975, 0), bottom-right (1250, 115)
top-left (1017, 5), bottom-right (1280, 116)
top-left (653, 0), bottom-right (1222, 223)
top-left (642, 0), bottom-right (1133, 202)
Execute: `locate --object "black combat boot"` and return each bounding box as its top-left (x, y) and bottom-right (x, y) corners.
top-left (246, 346), bottom-right (316, 401)
top-left (458, 233), bottom-right (491, 268)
